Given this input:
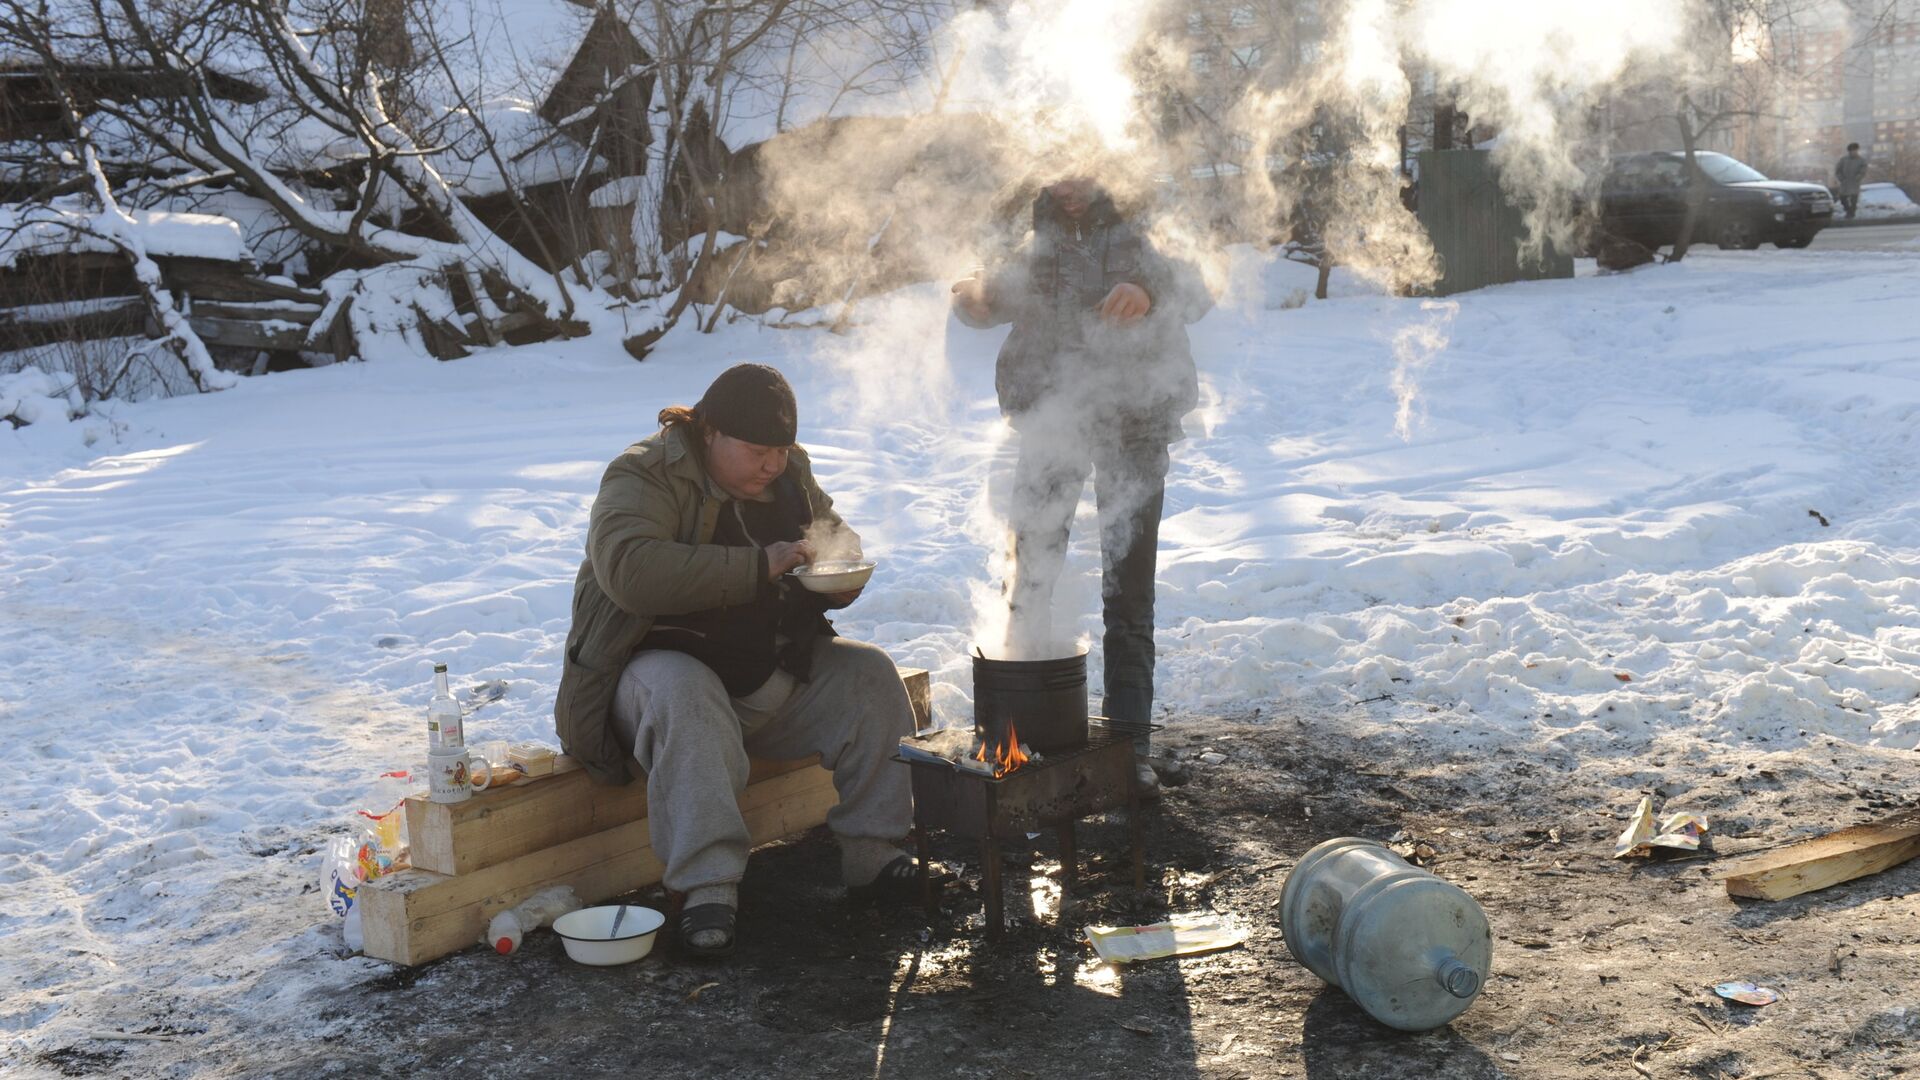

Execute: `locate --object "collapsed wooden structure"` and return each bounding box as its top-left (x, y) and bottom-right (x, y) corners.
top-left (0, 248), bottom-right (353, 371)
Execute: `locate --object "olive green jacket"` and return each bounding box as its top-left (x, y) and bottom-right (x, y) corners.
top-left (554, 425), bottom-right (847, 785)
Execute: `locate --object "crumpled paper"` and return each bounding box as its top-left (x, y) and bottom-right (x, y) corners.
top-left (1614, 795), bottom-right (1710, 858)
top-left (1087, 914), bottom-right (1248, 964)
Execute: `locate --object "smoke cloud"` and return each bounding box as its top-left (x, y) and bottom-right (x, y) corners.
top-left (749, 0), bottom-right (1706, 657)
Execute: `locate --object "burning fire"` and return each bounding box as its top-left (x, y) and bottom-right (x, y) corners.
top-left (974, 724), bottom-right (1031, 778)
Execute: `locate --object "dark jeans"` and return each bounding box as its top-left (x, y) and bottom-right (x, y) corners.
top-left (1840, 193), bottom-right (1858, 219)
top-left (1007, 425), bottom-right (1171, 747)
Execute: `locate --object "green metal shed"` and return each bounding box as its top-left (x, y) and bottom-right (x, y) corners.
top-left (1415, 149), bottom-right (1573, 296)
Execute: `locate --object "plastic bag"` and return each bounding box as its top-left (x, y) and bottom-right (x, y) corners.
top-left (322, 831), bottom-right (386, 916)
top-left (355, 770), bottom-right (414, 871)
top-left (322, 835), bottom-right (362, 918)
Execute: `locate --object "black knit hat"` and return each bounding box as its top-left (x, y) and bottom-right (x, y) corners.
top-left (695, 363), bottom-right (797, 447)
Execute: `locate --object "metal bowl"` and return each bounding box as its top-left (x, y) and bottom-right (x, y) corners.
top-left (789, 559), bottom-right (876, 593)
top-left (552, 904), bottom-right (665, 966)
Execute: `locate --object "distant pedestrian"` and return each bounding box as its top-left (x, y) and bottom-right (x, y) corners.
top-left (1834, 143), bottom-right (1869, 219)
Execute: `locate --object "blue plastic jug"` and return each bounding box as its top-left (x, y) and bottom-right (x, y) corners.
top-left (1279, 837), bottom-right (1493, 1031)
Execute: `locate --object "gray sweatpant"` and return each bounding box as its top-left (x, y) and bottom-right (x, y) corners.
top-left (609, 637), bottom-right (914, 895)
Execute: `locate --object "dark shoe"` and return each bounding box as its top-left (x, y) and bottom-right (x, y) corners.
top-left (846, 854), bottom-right (954, 907)
top-left (678, 902), bottom-right (736, 958)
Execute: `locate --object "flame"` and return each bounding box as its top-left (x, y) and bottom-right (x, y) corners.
top-left (974, 724), bottom-right (1031, 778)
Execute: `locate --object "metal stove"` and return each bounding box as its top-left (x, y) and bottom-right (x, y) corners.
top-left (899, 718), bottom-right (1152, 938)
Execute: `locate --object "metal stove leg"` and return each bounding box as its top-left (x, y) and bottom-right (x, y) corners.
top-left (1057, 820), bottom-right (1077, 917)
top-left (1127, 790), bottom-right (1146, 891)
top-left (982, 836), bottom-right (1003, 940)
top-left (916, 828), bottom-right (935, 920)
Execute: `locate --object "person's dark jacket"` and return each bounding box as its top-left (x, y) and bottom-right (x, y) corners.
top-left (1834, 154), bottom-right (1869, 195)
top-left (553, 424), bottom-right (850, 785)
top-left (956, 189), bottom-right (1212, 440)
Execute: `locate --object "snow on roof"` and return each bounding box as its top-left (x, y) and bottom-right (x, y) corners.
top-left (587, 174), bottom-right (647, 208)
top-left (415, 0), bottom-right (594, 111)
top-left (0, 205), bottom-right (253, 269)
top-left (434, 98), bottom-right (607, 197)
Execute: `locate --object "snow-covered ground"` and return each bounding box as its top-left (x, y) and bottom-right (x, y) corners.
top-left (4, 241), bottom-right (1920, 1055)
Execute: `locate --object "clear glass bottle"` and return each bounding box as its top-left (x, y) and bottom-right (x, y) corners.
top-left (429, 663), bottom-right (464, 750)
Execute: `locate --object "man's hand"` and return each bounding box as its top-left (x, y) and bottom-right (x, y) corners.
top-left (950, 273), bottom-right (991, 322)
top-left (1098, 282), bottom-right (1151, 324)
top-left (765, 540), bottom-right (815, 581)
top-left (823, 587), bottom-right (863, 609)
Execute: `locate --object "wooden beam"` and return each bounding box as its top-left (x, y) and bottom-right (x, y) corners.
top-left (405, 753), bottom-right (817, 877)
top-left (1723, 810), bottom-right (1920, 901)
top-left (403, 668), bottom-right (927, 877)
top-left (188, 299), bottom-right (323, 323)
top-left (161, 261), bottom-right (323, 305)
top-left (0, 295), bottom-right (144, 350)
top-left (361, 764), bottom-right (840, 965)
top-left (178, 315), bottom-right (309, 352)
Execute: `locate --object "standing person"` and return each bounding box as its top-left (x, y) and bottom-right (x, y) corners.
top-left (950, 174), bottom-right (1212, 791)
top-left (553, 363), bottom-right (936, 959)
top-left (1834, 143), bottom-right (1869, 220)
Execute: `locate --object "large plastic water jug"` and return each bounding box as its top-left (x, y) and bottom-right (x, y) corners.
top-left (1278, 837), bottom-right (1493, 1031)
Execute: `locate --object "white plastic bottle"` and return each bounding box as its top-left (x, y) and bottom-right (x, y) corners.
top-left (429, 663), bottom-right (464, 749)
top-left (486, 885), bottom-right (583, 955)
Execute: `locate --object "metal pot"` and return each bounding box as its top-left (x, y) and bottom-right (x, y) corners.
top-left (973, 649), bottom-right (1089, 752)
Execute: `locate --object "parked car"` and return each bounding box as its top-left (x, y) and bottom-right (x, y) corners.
top-left (1590, 151), bottom-right (1834, 255)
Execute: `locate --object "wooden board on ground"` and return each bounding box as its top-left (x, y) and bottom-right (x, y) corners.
top-left (1723, 809), bottom-right (1920, 901)
top-left (361, 765), bottom-right (838, 966)
top-left (403, 667), bottom-right (930, 877)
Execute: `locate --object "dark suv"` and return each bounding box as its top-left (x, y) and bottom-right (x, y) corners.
top-left (1593, 151), bottom-right (1834, 255)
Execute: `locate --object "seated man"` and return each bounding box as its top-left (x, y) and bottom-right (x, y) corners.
top-left (553, 363), bottom-right (927, 958)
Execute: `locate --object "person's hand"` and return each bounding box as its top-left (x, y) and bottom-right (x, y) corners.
top-left (823, 587), bottom-right (863, 609)
top-left (950, 273), bottom-right (991, 322)
top-left (765, 540), bottom-right (815, 581)
top-left (1098, 282), bottom-right (1151, 324)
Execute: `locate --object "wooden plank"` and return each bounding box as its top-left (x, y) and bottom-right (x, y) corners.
top-left (1723, 810), bottom-right (1920, 901)
top-left (189, 299), bottom-right (323, 323)
top-left (405, 753), bottom-right (818, 876)
top-left (0, 295), bottom-right (144, 350)
top-left (161, 261), bottom-right (319, 304)
top-left (171, 314), bottom-right (309, 351)
top-left (361, 765), bottom-right (839, 965)
top-left (403, 667), bottom-right (929, 876)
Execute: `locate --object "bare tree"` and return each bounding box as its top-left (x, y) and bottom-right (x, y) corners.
top-left (11, 0), bottom-right (590, 351)
top-left (612, 0), bottom-right (956, 356)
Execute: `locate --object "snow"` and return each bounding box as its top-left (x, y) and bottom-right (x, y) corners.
top-left (6, 238), bottom-right (1920, 1052)
top-left (1855, 181), bottom-right (1920, 220)
top-left (0, 206), bottom-right (254, 269)
top-left (0, 365), bottom-right (77, 428)
top-left (588, 175), bottom-right (648, 208)
top-left (439, 99), bottom-right (607, 198)
top-left (422, 0), bottom-right (592, 109)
